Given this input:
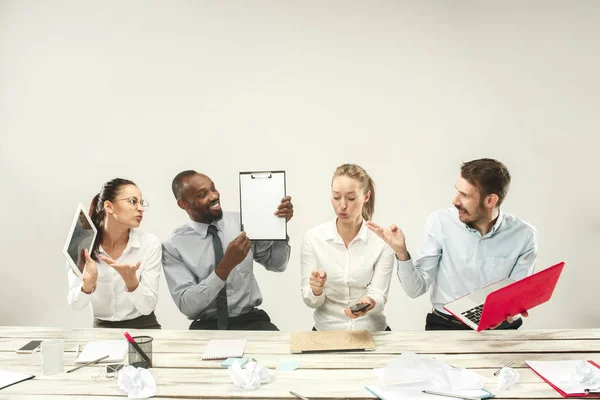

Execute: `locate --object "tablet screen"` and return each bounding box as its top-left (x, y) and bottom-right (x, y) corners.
top-left (63, 204), bottom-right (97, 277)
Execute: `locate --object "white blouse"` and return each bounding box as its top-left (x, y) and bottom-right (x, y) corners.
top-left (67, 229), bottom-right (162, 322)
top-left (301, 220), bottom-right (395, 332)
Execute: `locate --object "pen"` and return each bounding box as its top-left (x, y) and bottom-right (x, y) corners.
top-left (66, 354), bottom-right (109, 373)
top-left (290, 391), bottom-right (310, 400)
top-left (493, 361), bottom-right (514, 376)
top-left (422, 390), bottom-right (483, 400)
top-left (75, 344), bottom-right (80, 358)
top-left (124, 332), bottom-right (152, 367)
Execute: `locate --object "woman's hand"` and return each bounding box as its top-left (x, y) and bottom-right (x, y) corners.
top-left (99, 255), bottom-right (141, 292)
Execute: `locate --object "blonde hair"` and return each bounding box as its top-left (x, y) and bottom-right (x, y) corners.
top-left (332, 164), bottom-right (375, 221)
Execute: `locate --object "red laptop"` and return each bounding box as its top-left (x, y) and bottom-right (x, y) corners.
top-left (444, 262), bottom-right (565, 331)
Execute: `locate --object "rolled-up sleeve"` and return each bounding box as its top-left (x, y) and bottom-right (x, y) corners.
top-left (252, 236), bottom-right (291, 272)
top-left (125, 238), bottom-right (161, 315)
top-left (365, 245), bottom-right (395, 313)
top-left (397, 213), bottom-right (443, 298)
top-left (300, 234), bottom-right (326, 309)
top-left (162, 241), bottom-right (224, 320)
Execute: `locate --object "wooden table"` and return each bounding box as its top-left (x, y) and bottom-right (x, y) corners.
top-left (0, 327), bottom-right (598, 399)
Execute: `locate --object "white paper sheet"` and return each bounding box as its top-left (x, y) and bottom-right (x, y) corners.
top-left (76, 340), bottom-right (128, 363)
top-left (239, 171), bottom-right (286, 240)
top-left (0, 369), bottom-right (34, 390)
top-left (366, 382), bottom-right (493, 400)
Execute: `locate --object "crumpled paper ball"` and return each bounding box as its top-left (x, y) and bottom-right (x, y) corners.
top-left (118, 365), bottom-right (157, 399)
top-left (572, 361), bottom-right (600, 385)
top-left (228, 360), bottom-right (275, 390)
top-left (497, 367), bottom-right (520, 391)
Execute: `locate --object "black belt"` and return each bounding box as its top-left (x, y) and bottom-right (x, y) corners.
top-left (431, 308), bottom-right (467, 326)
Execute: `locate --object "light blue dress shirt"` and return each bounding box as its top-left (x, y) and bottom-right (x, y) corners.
top-left (162, 212), bottom-right (290, 321)
top-left (397, 208), bottom-right (538, 314)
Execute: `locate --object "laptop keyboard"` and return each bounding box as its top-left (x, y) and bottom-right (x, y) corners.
top-left (461, 304), bottom-right (484, 325)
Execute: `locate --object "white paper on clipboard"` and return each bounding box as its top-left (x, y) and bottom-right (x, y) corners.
top-left (239, 171), bottom-right (287, 241)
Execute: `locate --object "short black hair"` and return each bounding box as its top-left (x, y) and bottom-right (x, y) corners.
top-left (172, 170), bottom-right (198, 200)
top-left (460, 158), bottom-right (511, 206)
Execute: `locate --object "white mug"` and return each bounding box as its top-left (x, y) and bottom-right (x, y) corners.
top-left (41, 339), bottom-right (64, 375)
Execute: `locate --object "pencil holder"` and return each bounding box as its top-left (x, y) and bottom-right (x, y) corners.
top-left (128, 336), bottom-right (153, 368)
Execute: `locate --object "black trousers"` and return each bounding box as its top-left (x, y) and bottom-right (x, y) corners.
top-left (94, 311), bottom-right (161, 329)
top-left (312, 326), bottom-right (392, 331)
top-left (190, 309), bottom-right (279, 331)
top-left (425, 310), bottom-right (522, 331)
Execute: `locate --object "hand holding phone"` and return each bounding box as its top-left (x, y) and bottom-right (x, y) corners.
top-left (350, 303), bottom-right (370, 314)
top-left (16, 340), bottom-right (42, 354)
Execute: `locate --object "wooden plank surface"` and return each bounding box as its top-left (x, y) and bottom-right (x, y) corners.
top-left (2, 338), bottom-right (597, 355)
top-left (0, 327), bottom-right (598, 399)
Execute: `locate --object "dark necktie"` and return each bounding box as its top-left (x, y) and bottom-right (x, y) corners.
top-left (207, 225), bottom-right (229, 330)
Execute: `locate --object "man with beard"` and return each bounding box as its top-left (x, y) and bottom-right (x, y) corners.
top-left (162, 170), bottom-right (294, 330)
top-left (367, 159), bottom-right (538, 330)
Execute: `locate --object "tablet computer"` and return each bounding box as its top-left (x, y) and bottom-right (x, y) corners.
top-left (63, 203), bottom-right (97, 279)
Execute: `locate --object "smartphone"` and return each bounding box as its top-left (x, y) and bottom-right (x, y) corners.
top-left (16, 340), bottom-right (42, 354)
top-left (350, 303), bottom-right (370, 314)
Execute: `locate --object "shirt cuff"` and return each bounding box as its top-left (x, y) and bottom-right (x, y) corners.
top-left (205, 270), bottom-right (227, 290)
top-left (304, 286), bottom-right (325, 307)
top-left (76, 284), bottom-right (93, 299)
top-left (125, 281), bottom-right (147, 305)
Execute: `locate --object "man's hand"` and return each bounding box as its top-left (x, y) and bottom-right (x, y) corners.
top-left (275, 196), bottom-right (294, 222)
top-left (309, 270), bottom-right (327, 296)
top-left (366, 221), bottom-right (409, 260)
top-left (216, 232), bottom-right (251, 280)
top-left (489, 310), bottom-right (529, 329)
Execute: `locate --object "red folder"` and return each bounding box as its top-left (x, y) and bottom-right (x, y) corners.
top-left (527, 360), bottom-right (600, 398)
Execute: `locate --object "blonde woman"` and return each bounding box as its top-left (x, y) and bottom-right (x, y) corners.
top-left (301, 164), bottom-right (395, 332)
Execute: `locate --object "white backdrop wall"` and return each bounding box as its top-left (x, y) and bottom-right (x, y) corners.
top-left (0, 0), bottom-right (598, 331)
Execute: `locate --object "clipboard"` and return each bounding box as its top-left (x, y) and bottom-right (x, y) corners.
top-left (526, 360), bottom-right (600, 398)
top-left (239, 171), bottom-right (287, 241)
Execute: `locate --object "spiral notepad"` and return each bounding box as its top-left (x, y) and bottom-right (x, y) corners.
top-left (201, 339), bottom-right (247, 360)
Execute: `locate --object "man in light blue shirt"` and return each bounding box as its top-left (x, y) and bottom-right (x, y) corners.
top-left (368, 158), bottom-right (538, 330)
top-left (162, 170), bottom-right (294, 330)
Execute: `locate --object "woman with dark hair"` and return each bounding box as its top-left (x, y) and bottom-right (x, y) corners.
top-left (67, 178), bottom-right (162, 329)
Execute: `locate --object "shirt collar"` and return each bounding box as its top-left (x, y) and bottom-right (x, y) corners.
top-left (188, 218), bottom-right (223, 239)
top-left (99, 229), bottom-right (141, 256)
top-left (325, 219), bottom-right (368, 244)
top-left (127, 229), bottom-right (142, 248)
top-left (491, 210), bottom-right (505, 233)
top-left (462, 209), bottom-right (505, 237)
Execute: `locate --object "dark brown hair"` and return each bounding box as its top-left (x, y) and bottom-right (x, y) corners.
top-left (460, 158), bottom-right (511, 206)
top-left (89, 178), bottom-right (136, 260)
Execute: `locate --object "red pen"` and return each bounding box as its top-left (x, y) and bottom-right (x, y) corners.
top-left (124, 332), bottom-right (152, 367)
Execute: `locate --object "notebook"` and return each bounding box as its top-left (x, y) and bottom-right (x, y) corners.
top-left (76, 340), bottom-right (128, 364)
top-left (365, 384), bottom-right (494, 400)
top-left (526, 360), bottom-right (600, 397)
top-left (0, 370), bottom-right (35, 390)
top-left (202, 339), bottom-right (247, 360)
top-left (290, 330), bottom-right (376, 353)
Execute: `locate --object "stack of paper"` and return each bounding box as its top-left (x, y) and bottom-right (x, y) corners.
top-left (76, 340), bottom-right (128, 364)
